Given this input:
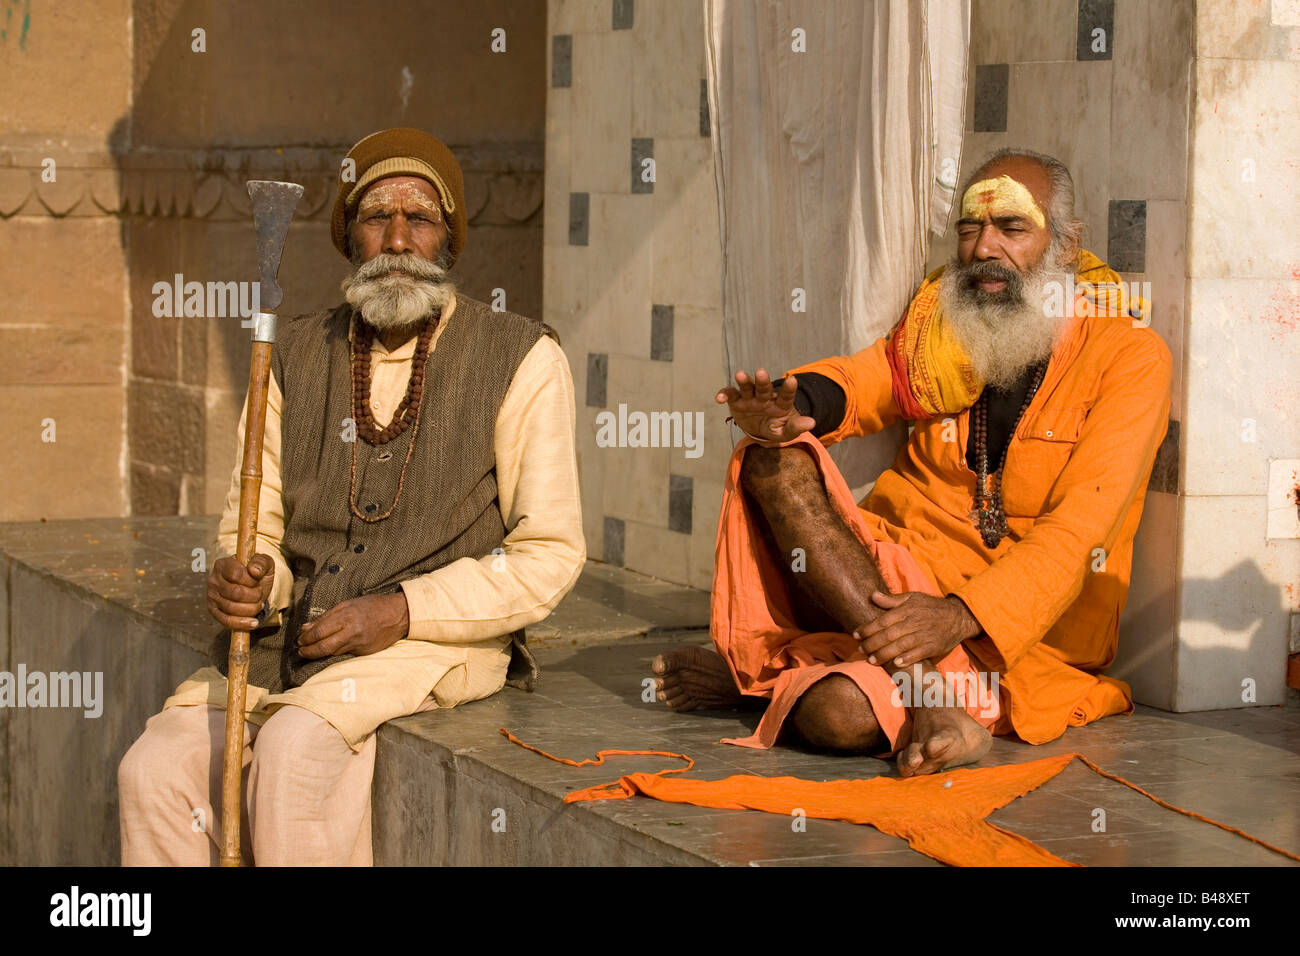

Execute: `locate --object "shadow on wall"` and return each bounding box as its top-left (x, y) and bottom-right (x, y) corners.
top-left (1115, 558), bottom-right (1291, 714)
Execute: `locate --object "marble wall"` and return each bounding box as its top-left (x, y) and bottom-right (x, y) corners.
top-left (1174, 0), bottom-right (1300, 709)
top-left (546, 0), bottom-right (1298, 710)
top-left (546, 0), bottom-right (726, 591)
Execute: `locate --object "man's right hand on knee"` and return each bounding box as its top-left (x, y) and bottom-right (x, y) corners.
top-left (207, 554), bottom-right (275, 631)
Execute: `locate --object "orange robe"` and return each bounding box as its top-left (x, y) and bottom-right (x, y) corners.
top-left (714, 295), bottom-right (1172, 747)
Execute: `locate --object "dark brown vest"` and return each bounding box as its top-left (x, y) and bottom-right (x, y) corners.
top-left (215, 296), bottom-right (557, 695)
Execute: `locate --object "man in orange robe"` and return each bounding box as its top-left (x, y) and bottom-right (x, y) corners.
top-left (652, 148), bottom-right (1172, 776)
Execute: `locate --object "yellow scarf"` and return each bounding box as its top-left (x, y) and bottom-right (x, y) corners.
top-left (885, 250), bottom-right (1148, 419)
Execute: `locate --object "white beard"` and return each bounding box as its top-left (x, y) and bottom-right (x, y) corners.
top-left (937, 249), bottom-right (1074, 391)
top-left (340, 252), bottom-right (456, 332)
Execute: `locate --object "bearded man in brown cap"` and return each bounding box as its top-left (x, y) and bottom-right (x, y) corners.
top-left (118, 127), bottom-right (585, 866)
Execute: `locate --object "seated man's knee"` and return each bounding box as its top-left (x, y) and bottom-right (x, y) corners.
top-left (791, 675), bottom-right (881, 752)
top-left (255, 705), bottom-right (348, 765)
top-left (118, 712), bottom-right (206, 801)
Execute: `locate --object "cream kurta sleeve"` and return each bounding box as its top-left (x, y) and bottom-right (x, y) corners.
top-left (397, 333), bottom-right (587, 642)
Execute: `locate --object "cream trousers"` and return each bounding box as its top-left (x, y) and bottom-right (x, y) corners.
top-left (117, 697), bottom-right (434, 866)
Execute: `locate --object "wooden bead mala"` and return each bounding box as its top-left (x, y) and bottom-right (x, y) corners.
top-left (347, 309), bottom-right (440, 523)
top-left (970, 361), bottom-right (1047, 548)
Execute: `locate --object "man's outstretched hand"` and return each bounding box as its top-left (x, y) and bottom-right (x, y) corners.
top-left (716, 368), bottom-right (816, 443)
top-left (855, 591), bottom-right (982, 668)
top-left (297, 592), bottom-right (410, 659)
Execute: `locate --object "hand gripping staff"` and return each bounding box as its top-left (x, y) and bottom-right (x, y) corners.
top-left (220, 180), bottom-right (304, 867)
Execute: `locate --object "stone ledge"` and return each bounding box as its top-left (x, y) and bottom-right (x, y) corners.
top-left (2, 516), bottom-right (1298, 866)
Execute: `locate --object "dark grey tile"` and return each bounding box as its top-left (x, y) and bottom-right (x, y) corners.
top-left (1148, 419), bottom-right (1179, 493)
top-left (568, 191), bottom-right (589, 246)
top-left (603, 516), bottom-right (625, 566)
top-left (612, 0), bottom-right (633, 30)
top-left (650, 304), bottom-right (673, 361)
top-left (631, 137), bottom-right (654, 194)
top-left (1108, 199), bottom-right (1147, 272)
top-left (699, 78), bottom-right (710, 137)
top-left (1077, 0), bottom-right (1115, 61)
top-left (973, 63), bottom-right (1008, 133)
top-left (585, 351), bottom-right (606, 407)
top-left (552, 35), bottom-right (573, 88)
top-left (668, 474), bottom-right (692, 533)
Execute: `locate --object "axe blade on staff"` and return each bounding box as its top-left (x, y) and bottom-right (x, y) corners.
top-left (220, 179), bottom-right (304, 867)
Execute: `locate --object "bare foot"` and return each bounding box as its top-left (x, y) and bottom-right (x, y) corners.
top-left (651, 646), bottom-right (742, 711)
top-left (896, 705), bottom-right (992, 777)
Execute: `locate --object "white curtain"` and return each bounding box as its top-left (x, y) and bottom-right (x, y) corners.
top-left (704, 0), bottom-right (970, 492)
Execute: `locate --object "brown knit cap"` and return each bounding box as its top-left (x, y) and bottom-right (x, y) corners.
top-left (331, 127), bottom-right (467, 266)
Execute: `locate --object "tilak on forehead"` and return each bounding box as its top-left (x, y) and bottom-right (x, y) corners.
top-left (960, 174), bottom-right (1045, 229)
top-left (356, 180), bottom-right (444, 220)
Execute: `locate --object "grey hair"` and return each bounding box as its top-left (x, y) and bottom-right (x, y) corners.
top-left (965, 147), bottom-right (1083, 252)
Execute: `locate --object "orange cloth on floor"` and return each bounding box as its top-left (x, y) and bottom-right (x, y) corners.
top-left (734, 292), bottom-right (1173, 745)
top-left (499, 738), bottom-right (1300, 868)
top-left (712, 430), bottom-right (1010, 752)
top-left (586, 754), bottom-right (1083, 865)
top-left (501, 732), bottom-right (1300, 868)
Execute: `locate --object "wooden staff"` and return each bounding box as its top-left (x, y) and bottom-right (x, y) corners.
top-left (220, 180), bottom-right (303, 867)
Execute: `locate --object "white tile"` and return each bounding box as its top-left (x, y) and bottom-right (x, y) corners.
top-left (543, 89), bottom-right (572, 248)
top-left (1198, 0), bottom-right (1300, 60)
top-left (630, 0), bottom-right (707, 139)
top-left (575, 404), bottom-right (608, 558)
top-left (969, 0), bottom-right (1078, 64)
top-left (669, 304), bottom-right (733, 481)
top-left (551, 0), bottom-right (610, 34)
top-left (1175, 494), bottom-right (1298, 709)
top-left (1266, 459), bottom-right (1300, 539)
top-left (543, 243), bottom-right (592, 329)
top-left (1188, 58), bottom-right (1300, 279)
top-left (1110, 0), bottom-right (1194, 201)
top-left (569, 30), bottom-right (635, 195)
top-left (583, 193), bottom-right (654, 357)
top-left (1113, 491), bottom-right (1180, 710)
top-left (689, 477), bottom-right (726, 591)
top-left (1182, 278), bottom-right (1300, 496)
top-left (1135, 199), bottom-right (1186, 422)
top-left (1007, 61), bottom-right (1113, 255)
top-left (624, 519), bottom-right (692, 586)
top-left (649, 137), bottom-right (722, 310)
top-left (599, 354), bottom-right (673, 526)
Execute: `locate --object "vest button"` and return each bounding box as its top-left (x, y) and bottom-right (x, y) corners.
top-left (328, 564), bottom-right (340, 574)
top-left (365, 503), bottom-right (377, 513)
top-left (354, 544), bottom-right (365, 553)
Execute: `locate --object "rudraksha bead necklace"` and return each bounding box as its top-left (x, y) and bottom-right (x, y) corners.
top-left (348, 309), bottom-right (440, 523)
top-left (970, 360), bottom-right (1047, 548)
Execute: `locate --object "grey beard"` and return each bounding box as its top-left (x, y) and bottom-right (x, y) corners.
top-left (340, 252), bottom-right (456, 331)
top-left (938, 244), bottom-right (1074, 391)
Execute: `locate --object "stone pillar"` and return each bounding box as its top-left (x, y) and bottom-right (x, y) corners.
top-left (1170, 0), bottom-right (1300, 709)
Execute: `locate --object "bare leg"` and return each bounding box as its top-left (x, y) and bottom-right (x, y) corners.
top-left (727, 444), bottom-right (991, 772)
